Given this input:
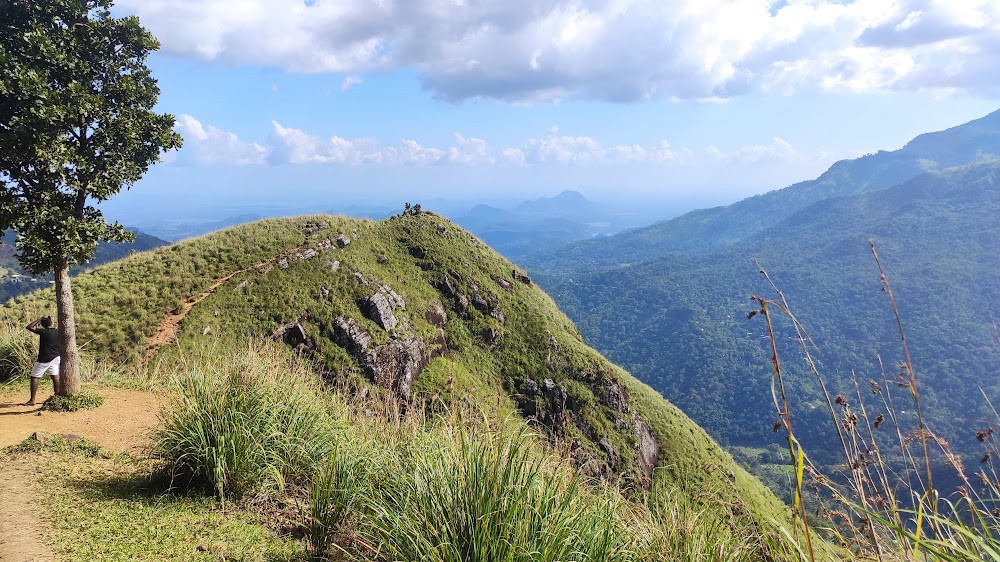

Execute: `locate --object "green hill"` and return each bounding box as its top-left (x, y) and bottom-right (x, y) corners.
top-left (1, 213), bottom-right (790, 546)
top-left (540, 161), bottom-right (1000, 489)
top-left (0, 229), bottom-right (168, 302)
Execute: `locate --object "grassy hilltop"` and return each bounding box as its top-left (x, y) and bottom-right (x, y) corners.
top-left (1, 212), bottom-right (803, 560)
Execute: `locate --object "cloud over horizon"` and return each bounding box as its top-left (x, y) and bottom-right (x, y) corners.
top-left (171, 115), bottom-right (802, 170)
top-left (118, 0), bottom-right (1000, 102)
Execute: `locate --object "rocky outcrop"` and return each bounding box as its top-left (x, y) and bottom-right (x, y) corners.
top-left (360, 292), bottom-right (398, 331)
top-left (331, 315), bottom-right (429, 402)
top-left (598, 379), bottom-right (630, 413)
top-left (424, 301), bottom-right (448, 327)
top-left (272, 322), bottom-right (313, 354)
top-left (302, 221), bottom-right (329, 236)
top-left (335, 234), bottom-right (351, 248)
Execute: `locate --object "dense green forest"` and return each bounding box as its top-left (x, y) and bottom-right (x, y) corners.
top-left (525, 111), bottom-right (1000, 489)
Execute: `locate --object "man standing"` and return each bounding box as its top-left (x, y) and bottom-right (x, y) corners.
top-left (25, 316), bottom-right (60, 405)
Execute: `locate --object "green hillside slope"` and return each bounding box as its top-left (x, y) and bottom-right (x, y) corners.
top-left (1, 213), bottom-right (788, 530)
top-left (544, 162), bottom-right (1000, 482)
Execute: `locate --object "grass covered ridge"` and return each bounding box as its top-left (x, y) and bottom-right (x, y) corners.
top-left (2, 212), bottom-right (795, 557)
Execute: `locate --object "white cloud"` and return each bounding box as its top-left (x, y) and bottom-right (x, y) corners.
top-left (116, 0), bottom-right (1000, 101)
top-left (168, 116), bottom-right (796, 170)
top-left (174, 114), bottom-right (267, 166)
top-left (341, 75), bottom-right (362, 91)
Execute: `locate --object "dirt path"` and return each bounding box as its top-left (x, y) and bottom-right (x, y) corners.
top-left (0, 388), bottom-right (166, 561)
top-left (142, 249), bottom-right (304, 363)
top-left (0, 462), bottom-right (52, 562)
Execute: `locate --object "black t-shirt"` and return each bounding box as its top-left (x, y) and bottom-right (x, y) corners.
top-left (30, 328), bottom-right (60, 363)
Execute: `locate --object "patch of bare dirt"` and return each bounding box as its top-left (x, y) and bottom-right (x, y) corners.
top-left (0, 387), bottom-right (165, 561)
top-left (0, 388), bottom-right (165, 453)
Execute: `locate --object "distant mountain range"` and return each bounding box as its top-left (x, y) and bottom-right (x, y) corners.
top-left (0, 230), bottom-right (169, 302)
top-left (525, 109), bottom-right (1000, 490)
top-left (452, 189), bottom-right (644, 257)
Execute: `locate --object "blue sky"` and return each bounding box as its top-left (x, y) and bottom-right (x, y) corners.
top-left (103, 0), bottom-right (1000, 224)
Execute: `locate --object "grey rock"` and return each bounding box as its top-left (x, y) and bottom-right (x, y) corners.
top-left (598, 380), bottom-right (630, 413)
top-left (360, 292), bottom-right (398, 331)
top-left (424, 301), bottom-right (448, 327)
top-left (335, 234), bottom-right (351, 248)
top-left (298, 248), bottom-right (318, 260)
top-left (325, 260), bottom-right (340, 271)
top-left (456, 295), bottom-right (469, 313)
top-left (635, 416), bottom-right (660, 483)
top-left (521, 379), bottom-right (539, 397)
top-left (598, 438), bottom-right (621, 471)
top-left (272, 322), bottom-right (309, 349)
top-left (471, 294), bottom-right (490, 313)
top-left (513, 270), bottom-right (532, 285)
top-left (278, 258), bottom-right (289, 270)
top-left (490, 308), bottom-right (506, 325)
top-left (333, 316), bottom-right (372, 356)
top-left (494, 277), bottom-right (512, 291)
top-left (436, 276), bottom-right (456, 298)
top-left (483, 326), bottom-right (500, 344)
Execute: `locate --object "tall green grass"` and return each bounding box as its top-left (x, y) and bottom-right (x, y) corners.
top-left (364, 423), bottom-right (636, 562)
top-left (0, 318), bottom-right (34, 383)
top-left (154, 356), bottom-right (337, 502)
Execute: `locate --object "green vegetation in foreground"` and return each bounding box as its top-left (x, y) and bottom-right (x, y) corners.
top-left (4, 439), bottom-right (304, 561)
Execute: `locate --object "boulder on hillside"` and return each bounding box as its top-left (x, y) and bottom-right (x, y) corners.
top-left (360, 292), bottom-right (398, 331)
top-left (332, 315), bottom-right (429, 402)
top-left (272, 322), bottom-right (313, 354)
top-left (424, 301), bottom-right (448, 327)
top-left (332, 316), bottom-right (372, 357)
top-left (335, 234), bottom-right (351, 248)
top-left (598, 379), bottom-right (630, 413)
top-left (634, 416), bottom-right (660, 485)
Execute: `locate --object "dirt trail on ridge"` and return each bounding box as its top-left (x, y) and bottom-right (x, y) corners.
top-left (142, 248), bottom-right (304, 362)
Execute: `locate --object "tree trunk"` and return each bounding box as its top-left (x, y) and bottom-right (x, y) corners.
top-left (53, 255), bottom-right (80, 396)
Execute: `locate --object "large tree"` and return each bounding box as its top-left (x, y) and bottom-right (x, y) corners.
top-left (0, 0), bottom-right (182, 394)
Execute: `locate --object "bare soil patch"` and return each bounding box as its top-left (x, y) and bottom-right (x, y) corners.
top-left (0, 387), bottom-right (165, 561)
top-left (0, 461), bottom-right (52, 562)
top-left (0, 387), bottom-right (165, 452)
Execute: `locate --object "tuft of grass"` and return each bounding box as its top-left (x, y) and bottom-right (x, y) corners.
top-left (364, 422), bottom-right (637, 562)
top-left (303, 444), bottom-right (370, 560)
top-left (42, 388), bottom-right (105, 411)
top-left (0, 318), bottom-right (34, 383)
top-left (154, 362), bottom-right (337, 502)
top-left (8, 434), bottom-right (102, 456)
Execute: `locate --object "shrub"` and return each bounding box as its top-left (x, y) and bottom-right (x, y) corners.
top-left (42, 389), bottom-right (105, 411)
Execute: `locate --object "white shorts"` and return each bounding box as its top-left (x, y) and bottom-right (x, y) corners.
top-left (30, 357), bottom-right (60, 378)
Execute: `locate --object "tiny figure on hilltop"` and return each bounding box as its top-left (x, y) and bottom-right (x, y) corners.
top-left (25, 316), bottom-right (61, 406)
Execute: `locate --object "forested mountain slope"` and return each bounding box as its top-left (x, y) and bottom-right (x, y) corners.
top-left (543, 162), bottom-right (1000, 474)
